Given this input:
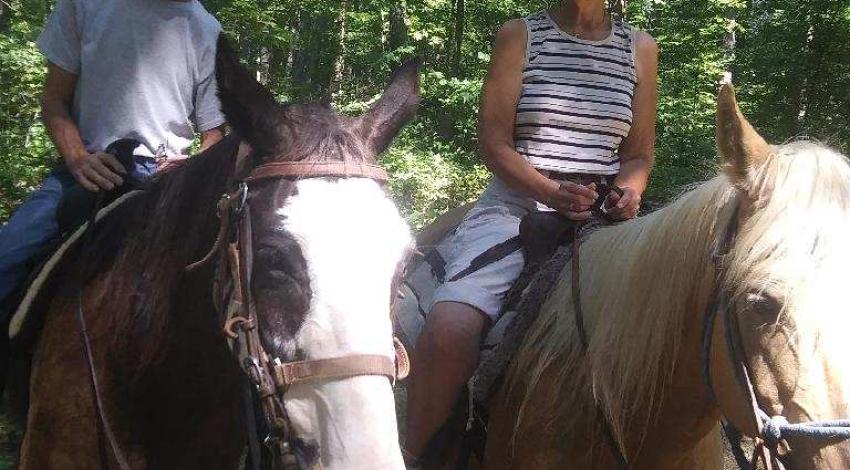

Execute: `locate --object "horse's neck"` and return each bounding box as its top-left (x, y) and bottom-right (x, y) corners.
top-left (581, 179), bottom-right (734, 458)
top-left (97, 138), bottom-right (240, 377)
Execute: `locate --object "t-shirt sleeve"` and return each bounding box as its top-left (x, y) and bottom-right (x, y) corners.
top-left (36, 0), bottom-right (82, 74)
top-left (193, 40), bottom-right (226, 132)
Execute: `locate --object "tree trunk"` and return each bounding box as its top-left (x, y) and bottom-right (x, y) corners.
top-left (0, 2), bottom-right (8, 33)
top-left (291, 9), bottom-right (311, 96)
top-left (722, 3), bottom-right (737, 81)
top-left (329, 0), bottom-right (351, 100)
top-left (256, 48), bottom-right (271, 85)
top-left (452, 0), bottom-right (465, 74)
top-left (388, 0), bottom-right (409, 51)
top-left (802, 14), bottom-right (829, 133)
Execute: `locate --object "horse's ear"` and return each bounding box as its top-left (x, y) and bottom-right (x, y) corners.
top-left (215, 34), bottom-right (279, 146)
top-left (716, 83), bottom-right (773, 188)
top-left (355, 59), bottom-right (422, 158)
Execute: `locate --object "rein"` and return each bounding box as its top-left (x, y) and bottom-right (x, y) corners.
top-left (570, 183), bottom-right (631, 469)
top-left (702, 193), bottom-right (850, 470)
top-left (76, 191), bottom-right (135, 470)
top-left (188, 158), bottom-right (409, 470)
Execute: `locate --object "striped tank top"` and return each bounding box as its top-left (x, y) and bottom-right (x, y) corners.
top-left (515, 12), bottom-right (637, 175)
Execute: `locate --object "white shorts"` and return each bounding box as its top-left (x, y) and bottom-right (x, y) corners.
top-left (430, 178), bottom-right (535, 322)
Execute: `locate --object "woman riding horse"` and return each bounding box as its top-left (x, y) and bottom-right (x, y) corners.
top-left (404, 0), bottom-right (658, 461)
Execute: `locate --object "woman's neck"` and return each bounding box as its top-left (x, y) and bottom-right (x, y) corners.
top-left (554, 0), bottom-right (608, 36)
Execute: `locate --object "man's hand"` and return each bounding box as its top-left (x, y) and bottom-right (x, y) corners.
top-left (65, 151), bottom-right (126, 192)
top-left (545, 180), bottom-right (599, 221)
top-left (604, 186), bottom-right (641, 220)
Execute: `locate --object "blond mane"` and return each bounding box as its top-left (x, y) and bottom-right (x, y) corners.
top-left (507, 140), bottom-right (850, 459)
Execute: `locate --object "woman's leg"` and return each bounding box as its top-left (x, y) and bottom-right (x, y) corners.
top-left (405, 301), bottom-right (489, 457)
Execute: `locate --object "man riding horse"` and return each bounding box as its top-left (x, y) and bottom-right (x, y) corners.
top-left (404, 0), bottom-right (659, 463)
top-left (0, 0), bottom-right (227, 360)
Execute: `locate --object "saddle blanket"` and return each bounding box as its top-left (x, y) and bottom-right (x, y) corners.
top-left (9, 190), bottom-right (143, 340)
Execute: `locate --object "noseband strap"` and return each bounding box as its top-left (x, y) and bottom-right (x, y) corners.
top-left (274, 338), bottom-right (410, 388)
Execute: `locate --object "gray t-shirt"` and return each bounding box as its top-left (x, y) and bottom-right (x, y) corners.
top-left (37, 0), bottom-right (226, 158)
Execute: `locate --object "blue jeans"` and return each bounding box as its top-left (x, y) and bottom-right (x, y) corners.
top-left (0, 158), bottom-right (157, 314)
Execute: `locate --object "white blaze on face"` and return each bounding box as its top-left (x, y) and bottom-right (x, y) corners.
top-left (277, 177), bottom-right (411, 470)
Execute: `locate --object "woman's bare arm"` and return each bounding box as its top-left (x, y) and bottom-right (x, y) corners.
top-left (478, 20), bottom-right (597, 218)
top-left (608, 31), bottom-right (659, 219)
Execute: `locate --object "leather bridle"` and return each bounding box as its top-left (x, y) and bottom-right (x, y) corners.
top-left (702, 193), bottom-right (850, 470)
top-left (188, 159), bottom-right (410, 470)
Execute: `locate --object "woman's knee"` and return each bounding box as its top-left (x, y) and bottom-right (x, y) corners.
top-left (420, 302), bottom-right (488, 357)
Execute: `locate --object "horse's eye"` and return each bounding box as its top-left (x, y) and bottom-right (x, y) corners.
top-left (745, 292), bottom-right (782, 320)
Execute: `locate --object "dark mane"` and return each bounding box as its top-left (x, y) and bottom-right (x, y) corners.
top-left (82, 135), bottom-right (241, 373)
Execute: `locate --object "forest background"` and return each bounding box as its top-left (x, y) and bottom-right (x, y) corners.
top-left (1, 0), bottom-right (849, 229)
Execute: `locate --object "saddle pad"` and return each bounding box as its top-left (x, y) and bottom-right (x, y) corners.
top-left (8, 190), bottom-right (144, 339)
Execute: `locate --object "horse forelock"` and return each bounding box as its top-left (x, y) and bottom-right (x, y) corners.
top-left (251, 104), bottom-right (374, 166)
top-left (507, 140), bottom-right (850, 460)
top-left (724, 141), bottom-right (850, 366)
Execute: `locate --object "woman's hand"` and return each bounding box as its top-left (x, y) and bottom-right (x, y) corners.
top-left (545, 180), bottom-right (599, 221)
top-left (604, 186), bottom-right (641, 220)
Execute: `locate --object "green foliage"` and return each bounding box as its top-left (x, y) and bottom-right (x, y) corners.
top-left (381, 120), bottom-right (490, 229)
top-left (627, 0), bottom-right (748, 201)
top-left (0, 1), bottom-right (56, 221)
top-left (1, 0), bottom-right (848, 226)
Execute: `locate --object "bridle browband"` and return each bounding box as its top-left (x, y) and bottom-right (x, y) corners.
top-left (702, 192), bottom-right (850, 470)
top-left (187, 158), bottom-right (409, 470)
top-left (244, 161), bottom-right (390, 184)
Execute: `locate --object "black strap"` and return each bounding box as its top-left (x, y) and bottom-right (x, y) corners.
top-left (243, 379), bottom-right (263, 470)
top-left (722, 420), bottom-right (753, 469)
top-left (570, 226), bottom-right (630, 470)
top-left (448, 236), bottom-right (523, 283)
top-left (423, 248), bottom-right (447, 283)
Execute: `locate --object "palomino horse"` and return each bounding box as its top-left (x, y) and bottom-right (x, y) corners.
top-left (13, 35), bottom-right (419, 469)
top-left (476, 86), bottom-right (850, 469)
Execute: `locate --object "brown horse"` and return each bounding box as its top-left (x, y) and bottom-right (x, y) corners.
top-left (477, 87), bottom-right (850, 468)
top-left (12, 36), bottom-right (419, 469)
